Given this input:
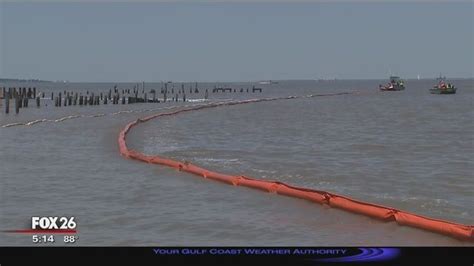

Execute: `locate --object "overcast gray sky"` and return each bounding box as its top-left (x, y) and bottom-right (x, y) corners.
top-left (1, 2), bottom-right (472, 82)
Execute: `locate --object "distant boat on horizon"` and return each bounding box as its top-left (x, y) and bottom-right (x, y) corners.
top-left (430, 75), bottom-right (456, 94)
top-left (379, 76), bottom-right (406, 91)
top-left (258, 80), bottom-right (278, 85)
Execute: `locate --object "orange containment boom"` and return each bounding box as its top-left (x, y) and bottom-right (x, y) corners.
top-left (118, 94), bottom-right (473, 241)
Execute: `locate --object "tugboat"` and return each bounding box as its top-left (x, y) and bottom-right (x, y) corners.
top-left (430, 75), bottom-right (456, 94)
top-left (379, 76), bottom-right (405, 91)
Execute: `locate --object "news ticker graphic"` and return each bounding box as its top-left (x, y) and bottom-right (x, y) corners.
top-left (2, 216), bottom-right (78, 244)
top-left (152, 247), bottom-right (400, 262)
top-left (0, 247), bottom-right (471, 265)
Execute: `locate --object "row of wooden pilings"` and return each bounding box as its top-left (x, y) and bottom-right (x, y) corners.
top-left (1, 83), bottom-right (263, 114)
top-left (1, 87), bottom-right (43, 114)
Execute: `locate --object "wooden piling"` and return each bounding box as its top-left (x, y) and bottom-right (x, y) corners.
top-left (36, 97), bottom-right (40, 107)
top-left (5, 92), bottom-right (9, 114)
top-left (15, 96), bottom-right (20, 114)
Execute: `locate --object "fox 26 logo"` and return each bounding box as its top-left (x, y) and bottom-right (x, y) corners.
top-left (31, 217), bottom-right (76, 230)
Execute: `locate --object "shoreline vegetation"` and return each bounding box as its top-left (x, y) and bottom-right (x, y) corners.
top-left (0, 78), bottom-right (53, 83)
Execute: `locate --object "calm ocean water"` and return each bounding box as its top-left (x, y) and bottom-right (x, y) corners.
top-left (0, 79), bottom-right (472, 245)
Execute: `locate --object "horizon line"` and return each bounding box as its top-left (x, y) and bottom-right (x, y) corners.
top-left (1, 77), bottom-right (474, 83)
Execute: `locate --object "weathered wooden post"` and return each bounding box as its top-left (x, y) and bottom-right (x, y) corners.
top-left (15, 96), bottom-right (20, 114)
top-left (205, 89), bottom-right (208, 100)
top-left (36, 97), bottom-right (40, 107)
top-left (58, 92), bottom-right (62, 107)
top-left (5, 92), bottom-right (9, 114)
top-left (183, 93), bottom-right (186, 102)
top-left (33, 87), bottom-right (36, 98)
top-left (51, 92), bottom-right (54, 100)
